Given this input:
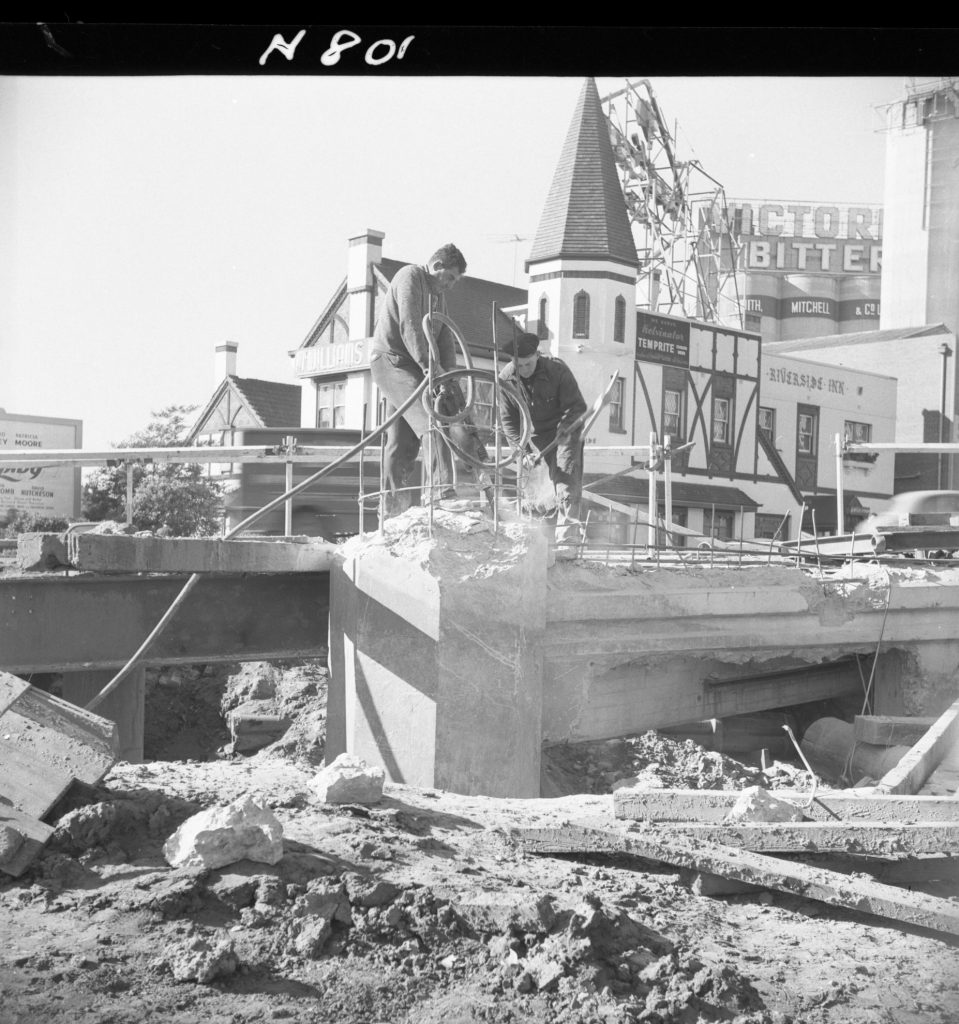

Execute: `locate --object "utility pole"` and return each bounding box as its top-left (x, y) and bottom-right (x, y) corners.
top-left (939, 342), bottom-right (952, 489)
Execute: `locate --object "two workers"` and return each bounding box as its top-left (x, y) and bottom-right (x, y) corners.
top-left (371, 242), bottom-right (587, 526)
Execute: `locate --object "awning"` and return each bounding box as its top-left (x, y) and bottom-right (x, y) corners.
top-left (583, 474), bottom-right (760, 511)
top-left (801, 492), bottom-right (872, 532)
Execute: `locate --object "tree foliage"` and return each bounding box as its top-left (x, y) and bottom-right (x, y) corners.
top-left (82, 405), bottom-right (223, 536)
top-left (0, 511), bottom-right (70, 537)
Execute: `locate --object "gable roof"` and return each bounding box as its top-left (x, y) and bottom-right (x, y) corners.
top-left (296, 277), bottom-right (348, 351)
top-left (376, 258), bottom-right (528, 357)
top-left (186, 375), bottom-right (300, 443)
top-left (230, 377), bottom-right (301, 428)
top-left (528, 77), bottom-right (638, 269)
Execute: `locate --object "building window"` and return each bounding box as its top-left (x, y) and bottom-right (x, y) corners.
top-left (538, 295), bottom-right (549, 340)
top-left (758, 406), bottom-right (776, 442)
top-left (844, 420), bottom-right (872, 444)
top-left (613, 295), bottom-right (626, 343)
top-left (608, 377), bottom-right (625, 432)
top-left (712, 397), bottom-right (731, 445)
top-left (703, 508), bottom-right (735, 542)
top-left (572, 290), bottom-right (590, 339)
top-left (661, 366), bottom-right (686, 446)
top-left (798, 411), bottom-right (817, 455)
top-left (755, 512), bottom-right (790, 540)
top-left (663, 389), bottom-right (684, 440)
top-left (317, 380), bottom-right (347, 428)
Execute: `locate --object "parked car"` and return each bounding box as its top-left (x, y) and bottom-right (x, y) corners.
top-left (854, 490), bottom-right (959, 558)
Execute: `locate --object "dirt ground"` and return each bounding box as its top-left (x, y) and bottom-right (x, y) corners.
top-left (1, 660), bottom-right (958, 1024)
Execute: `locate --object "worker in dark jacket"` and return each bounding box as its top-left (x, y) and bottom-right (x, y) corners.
top-left (499, 332), bottom-right (587, 522)
top-left (370, 243), bottom-right (467, 516)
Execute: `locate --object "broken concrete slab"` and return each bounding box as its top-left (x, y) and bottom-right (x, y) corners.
top-left (16, 533), bottom-right (69, 572)
top-left (163, 795), bottom-right (284, 870)
top-left (311, 753), bottom-right (384, 806)
top-left (613, 786), bottom-right (959, 823)
top-left (0, 804), bottom-right (54, 878)
top-left (69, 533), bottom-right (339, 574)
top-left (877, 697), bottom-right (959, 795)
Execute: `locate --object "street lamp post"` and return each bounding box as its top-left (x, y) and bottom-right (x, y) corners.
top-left (939, 342), bottom-right (953, 489)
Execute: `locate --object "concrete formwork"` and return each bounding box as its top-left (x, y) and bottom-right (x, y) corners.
top-left (328, 513), bottom-right (959, 797)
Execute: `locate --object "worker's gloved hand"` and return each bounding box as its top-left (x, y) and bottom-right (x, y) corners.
top-left (521, 450), bottom-right (539, 470)
top-left (433, 380), bottom-right (466, 415)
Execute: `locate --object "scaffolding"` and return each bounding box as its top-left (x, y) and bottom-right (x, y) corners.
top-left (602, 78), bottom-right (744, 327)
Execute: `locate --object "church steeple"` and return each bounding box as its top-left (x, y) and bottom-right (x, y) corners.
top-left (528, 78), bottom-right (638, 268)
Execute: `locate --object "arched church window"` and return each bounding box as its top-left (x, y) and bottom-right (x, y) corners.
top-left (572, 291), bottom-right (590, 339)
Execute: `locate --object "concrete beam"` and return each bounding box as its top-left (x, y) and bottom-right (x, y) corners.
top-left (516, 819), bottom-right (959, 857)
top-left (613, 786), bottom-right (959, 824)
top-left (0, 573), bottom-right (330, 673)
top-left (877, 697), bottom-right (959, 795)
top-left (69, 534), bottom-right (339, 574)
top-left (855, 715), bottom-right (938, 746)
top-left (516, 822), bottom-right (959, 936)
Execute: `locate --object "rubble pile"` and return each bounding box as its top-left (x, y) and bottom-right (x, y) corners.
top-left (543, 732), bottom-right (809, 796)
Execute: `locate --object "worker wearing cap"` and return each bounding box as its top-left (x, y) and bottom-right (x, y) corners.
top-left (370, 243), bottom-right (468, 516)
top-left (498, 332), bottom-right (587, 522)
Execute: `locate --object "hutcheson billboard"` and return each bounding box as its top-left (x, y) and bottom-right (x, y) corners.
top-left (0, 411), bottom-right (82, 521)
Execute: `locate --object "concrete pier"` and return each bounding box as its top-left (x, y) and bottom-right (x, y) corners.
top-left (327, 510), bottom-right (547, 797)
top-left (328, 511), bottom-right (959, 797)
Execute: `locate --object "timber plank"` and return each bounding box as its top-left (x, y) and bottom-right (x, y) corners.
top-left (855, 715), bottom-right (938, 746)
top-left (70, 534), bottom-right (339, 574)
top-left (514, 822), bottom-right (959, 936)
top-left (0, 736), bottom-right (74, 818)
top-left (877, 697), bottom-right (959, 796)
top-left (613, 786), bottom-right (959, 823)
top-left (0, 804), bottom-right (54, 878)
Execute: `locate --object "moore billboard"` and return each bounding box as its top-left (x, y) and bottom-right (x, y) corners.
top-left (0, 411), bottom-right (82, 522)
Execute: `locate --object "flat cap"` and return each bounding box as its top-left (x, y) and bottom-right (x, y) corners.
top-left (499, 332), bottom-right (540, 358)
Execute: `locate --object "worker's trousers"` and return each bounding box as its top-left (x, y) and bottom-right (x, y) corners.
top-left (370, 350), bottom-right (455, 515)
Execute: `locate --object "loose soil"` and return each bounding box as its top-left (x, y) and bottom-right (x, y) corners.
top-left (1, 660), bottom-right (957, 1024)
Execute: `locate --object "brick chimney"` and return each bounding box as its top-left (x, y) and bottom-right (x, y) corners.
top-left (215, 340), bottom-right (238, 384)
top-left (347, 230), bottom-right (385, 340)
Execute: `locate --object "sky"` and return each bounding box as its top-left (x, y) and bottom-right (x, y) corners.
top-left (0, 70), bottom-right (907, 450)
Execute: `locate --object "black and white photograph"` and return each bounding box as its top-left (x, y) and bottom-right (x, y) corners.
top-left (1, 23), bottom-right (958, 1024)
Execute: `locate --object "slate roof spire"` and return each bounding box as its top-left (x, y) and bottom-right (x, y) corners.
top-left (528, 78), bottom-right (638, 268)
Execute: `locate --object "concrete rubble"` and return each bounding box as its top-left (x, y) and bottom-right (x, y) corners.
top-left (162, 794), bottom-right (284, 870)
top-left (311, 752), bottom-right (385, 805)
